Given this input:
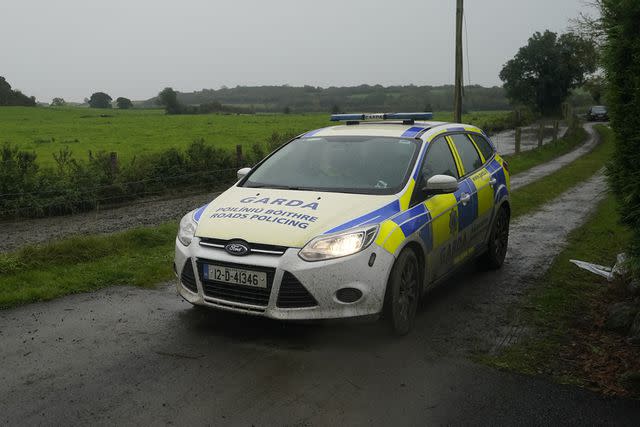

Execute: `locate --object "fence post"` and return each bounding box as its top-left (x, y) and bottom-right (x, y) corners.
top-left (515, 127), bottom-right (521, 154)
top-left (109, 152), bottom-right (118, 176)
top-left (538, 123), bottom-right (544, 148)
top-left (236, 145), bottom-right (243, 168)
top-left (553, 120), bottom-right (559, 142)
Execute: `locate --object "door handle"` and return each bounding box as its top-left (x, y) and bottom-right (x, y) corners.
top-left (489, 177), bottom-right (497, 187)
top-left (460, 192), bottom-right (471, 206)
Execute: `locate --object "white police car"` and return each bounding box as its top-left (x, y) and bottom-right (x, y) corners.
top-left (175, 113), bottom-right (510, 335)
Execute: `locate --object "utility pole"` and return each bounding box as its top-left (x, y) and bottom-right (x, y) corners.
top-left (453, 0), bottom-right (464, 123)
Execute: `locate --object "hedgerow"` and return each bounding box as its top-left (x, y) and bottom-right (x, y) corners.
top-left (602, 0), bottom-right (640, 278)
top-left (0, 131), bottom-right (296, 218)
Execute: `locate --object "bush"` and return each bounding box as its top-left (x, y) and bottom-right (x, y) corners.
top-left (0, 129), bottom-right (305, 219)
top-left (602, 0), bottom-right (640, 278)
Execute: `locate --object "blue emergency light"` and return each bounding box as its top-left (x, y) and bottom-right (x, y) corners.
top-left (330, 112), bottom-right (433, 122)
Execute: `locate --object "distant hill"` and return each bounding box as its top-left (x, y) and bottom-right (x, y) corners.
top-left (141, 84), bottom-right (510, 113)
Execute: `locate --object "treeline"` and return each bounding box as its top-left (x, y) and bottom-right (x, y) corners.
top-left (0, 76), bottom-right (36, 107)
top-left (144, 84), bottom-right (510, 113)
top-left (0, 132), bottom-right (295, 218)
top-left (156, 87), bottom-right (255, 115)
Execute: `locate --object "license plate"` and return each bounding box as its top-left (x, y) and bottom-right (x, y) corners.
top-left (205, 265), bottom-right (267, 288)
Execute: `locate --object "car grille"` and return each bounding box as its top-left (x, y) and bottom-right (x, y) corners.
top-left (196, 259), bottom-right (275, 307)
top-left (180, 259), bottom-right (198, 293)
top-left (277, 272), bottom-right (318, 308)
top-left (199, 238), bottom-right (288, 256)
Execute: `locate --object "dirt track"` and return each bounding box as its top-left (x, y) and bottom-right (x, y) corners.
top-left (510, 123), bottom-right (599, 191)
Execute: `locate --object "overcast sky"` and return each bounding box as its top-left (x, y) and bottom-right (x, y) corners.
top-left (1, 0), bottom-right (592, 103)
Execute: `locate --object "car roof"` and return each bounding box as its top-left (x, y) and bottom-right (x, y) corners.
top-left (302, 121), bottom-right (481, 139)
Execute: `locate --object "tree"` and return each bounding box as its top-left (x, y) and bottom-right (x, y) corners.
top-left (116, 97), bottom-right (133, 109)
top-left (0, 77), bottom-right (11, 105)
top-left (583, 75), bottom-right (605, 104)
top-left (51, 97), bottom-right (66, 107)
top-left (0, 76), bottom-right (36, 106)
top-left (158, 87), bottom-right (181, 114)
top-left (88, 92), bottom-right (112, 108)
top-left (499, 30), bottom-right (597, 115)
top-left (602, 0), bottom-right (640, 277)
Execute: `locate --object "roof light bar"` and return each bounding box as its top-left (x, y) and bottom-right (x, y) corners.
top-left (330, 112), bottom-right (433, 122)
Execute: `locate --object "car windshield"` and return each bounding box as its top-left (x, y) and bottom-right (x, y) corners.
top-left (243, 136), bottom-right (420, 194)
top-left (592, 106), bottom-right (607, 113)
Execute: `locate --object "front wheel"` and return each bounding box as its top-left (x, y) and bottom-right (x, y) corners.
top-left (384, 248), bottom-right (420, 336)
top-left (480, 205), bottom-right (510, 269)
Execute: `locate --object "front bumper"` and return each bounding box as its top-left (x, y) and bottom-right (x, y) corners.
top-left (174, 237), bottom-right (395, 320)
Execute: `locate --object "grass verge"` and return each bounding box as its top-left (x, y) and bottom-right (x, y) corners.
top-left (511, 125), bottom-right (612, 218)
top-left (479, 192), bottom-right (639, 397)
top-left (0, 224), bottom-right (176, 308)
top-left (503, 126), bottom-right (587, 176)
top-left (0, 125), bottom-right (610, 309)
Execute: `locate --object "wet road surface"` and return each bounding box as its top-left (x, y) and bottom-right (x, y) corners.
top-left (2, 172), bottom-right (639, 425)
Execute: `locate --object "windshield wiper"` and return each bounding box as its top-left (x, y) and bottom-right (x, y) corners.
top-left (244, 184), bottom-right (315, 191)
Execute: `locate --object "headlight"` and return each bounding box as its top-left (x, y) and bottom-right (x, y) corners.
top-left (299, 225), bottom-right (378, 262)
top-left (177, 210), bottom-right (197, 246)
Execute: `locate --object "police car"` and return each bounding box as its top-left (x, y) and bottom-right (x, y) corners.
top-left (175, 113), bottom-right (510, 335)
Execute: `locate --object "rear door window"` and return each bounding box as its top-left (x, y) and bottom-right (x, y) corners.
top-left (449, 134), bottom-right (483, 175)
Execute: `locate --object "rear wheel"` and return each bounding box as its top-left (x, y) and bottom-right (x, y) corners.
top-left (384, 249), bottom-right (420, 336)
top-left (481, 205), bottom-right (510, 269)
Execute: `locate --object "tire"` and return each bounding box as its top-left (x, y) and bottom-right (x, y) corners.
top-left (383, 248), bottom-right (421, 336)
top-left (481, 205), bottom-right (510, 269)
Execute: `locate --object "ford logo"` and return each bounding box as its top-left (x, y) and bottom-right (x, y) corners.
top-left (225, 241), bottom-right (250, 256)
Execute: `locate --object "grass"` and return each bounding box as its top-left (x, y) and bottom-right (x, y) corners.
top-left (0, 107), bottom-right (512, 167)
top-left (0, 223), bottom-right (176, 308)
top-left (479, 192), bottom-right (634, 391)
top-left (0, 121), bottom-right (605, 309)
top-left (0, 107), bottom-right (329, 167)
top-left (510, 125), bottom-right (612, 218)
top-left (503, 126), bottom-right (587, 176)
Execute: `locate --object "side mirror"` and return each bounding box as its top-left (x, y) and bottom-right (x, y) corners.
top-left (237, 167), bottom-right (251, 181)
top-left (424, 174), bottom-right (458, 195)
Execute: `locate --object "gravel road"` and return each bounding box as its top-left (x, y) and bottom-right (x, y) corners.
top-left (510, 122), bottom-right (599, 191)
top-left (0, 124), bottom-right (597, 253)
top-left (0, 192), bottom-right (219, 253)
top-left (2, 171), bottom-right (638, 425)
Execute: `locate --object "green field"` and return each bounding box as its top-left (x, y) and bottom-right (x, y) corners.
top-left (0, 107), bottom-right (512, 166)
top-left (0, 107), bottom-right (328, 166)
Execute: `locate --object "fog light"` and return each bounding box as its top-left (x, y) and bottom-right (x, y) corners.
top-left (336, 287), bottom-right (363, 303)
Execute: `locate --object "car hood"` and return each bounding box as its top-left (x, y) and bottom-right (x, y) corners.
top-left (194, 186), bottom-right (399, 248)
